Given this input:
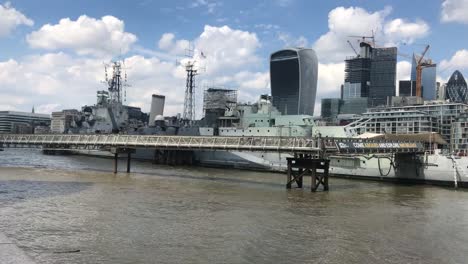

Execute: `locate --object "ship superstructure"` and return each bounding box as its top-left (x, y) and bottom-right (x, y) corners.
top-left (62, 61), bottom-right (147, 134)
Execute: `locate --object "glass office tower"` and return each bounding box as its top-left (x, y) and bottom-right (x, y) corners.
top-left (410, 54), bottom-right (437, 100)
top-left (270, 48), bottom-right (318, 115)
top-left (369, 47), bottom-right (397, 107)
top-left (445, 70), bottom-right (468, 103)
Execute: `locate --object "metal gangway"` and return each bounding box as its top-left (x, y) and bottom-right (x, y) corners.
top-left (0, 134), bottom-right (427, 192)
top-left (0, 134), bottom-right (425, 155)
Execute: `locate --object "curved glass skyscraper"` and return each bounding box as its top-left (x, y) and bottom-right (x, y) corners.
top-left (445, 70), bottom-right (468, 103)
top-left (270, 48), bottom-right (318, 115)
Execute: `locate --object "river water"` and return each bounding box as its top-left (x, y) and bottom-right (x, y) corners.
top-left (0, 149), bottom-right (467, 264)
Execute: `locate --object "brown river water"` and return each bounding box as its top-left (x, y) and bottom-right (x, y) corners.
top-left (0, 149), bottom-right (467, 264)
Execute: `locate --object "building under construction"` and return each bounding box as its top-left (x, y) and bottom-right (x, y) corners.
top-left (203, 87), bottom-right (237, 127)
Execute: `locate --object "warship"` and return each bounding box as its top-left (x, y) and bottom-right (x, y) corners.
top-left (62, 59), bottom-right (468, 187)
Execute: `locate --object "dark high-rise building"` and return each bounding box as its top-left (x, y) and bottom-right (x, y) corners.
top-left (399, 80), bottom-right (417, 97)
top-left (445, 70), bottom-right (468, 103)
top-left (369, 47), bottom-right (397, 107)
top-left (342, 43), bottom-right (372, 99)
top-left (270, 48), bottom-right (318, 115)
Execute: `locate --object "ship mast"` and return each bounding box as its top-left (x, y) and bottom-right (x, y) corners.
top-left (183, 61), bottom-right (198, 120)
top-left (104, 61), bottom-right (129, 104)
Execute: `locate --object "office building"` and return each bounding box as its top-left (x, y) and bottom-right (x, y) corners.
top-left (340, 97), bottom-right (368, 115)
top-left (321, 98), bottom-right (342, 122)
top-left (0, 111), bottom-right (51, 134)
top-left (410, 54), bottom-right (437, 100)
top-left (342, 43), bottom-right (372, 99)
top-left (51, 109), bottom-right (79, 133)
top-left (270, 48), bottom-right (318, 115)
top-left (399, 80), bottom-right (417, 97)
top-left (445, 70), bottom-right (468, 103)
top-left (368, 47), bottom-right (397, 107)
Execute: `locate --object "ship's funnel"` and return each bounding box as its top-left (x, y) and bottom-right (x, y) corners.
top-left (149, 94), bottom-right (165, 126)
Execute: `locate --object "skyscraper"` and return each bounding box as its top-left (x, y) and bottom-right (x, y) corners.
top-left (410, 54), bottom-right (437, 100)
top-left (342, 42), bottom-right (372, 99)
top-left (445, 70), bottom-right (468, 103)
top-left (368, 47), bottom-right (397, 107)
top-left (270, 48), bottom-right (318, 115)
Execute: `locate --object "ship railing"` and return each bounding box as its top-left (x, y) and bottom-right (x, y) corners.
top-left (0, 134), bottom-right (324, 153)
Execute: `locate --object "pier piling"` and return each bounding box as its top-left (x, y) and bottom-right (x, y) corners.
top-left (127, 152), bottom-right (131, 173)
top-left (286, 157), bottom-right (329, 192)
top-left (113, 153), bottom-right (118, 174)
top-left (111, 148), bottom-right (135, 174)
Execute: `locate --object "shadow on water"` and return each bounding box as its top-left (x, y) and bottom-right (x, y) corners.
top-left (0, 180), bottom-right (93, 204)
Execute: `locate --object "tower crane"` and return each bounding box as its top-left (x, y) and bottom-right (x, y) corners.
top-left (347, 40), bottom-right (359, 57)
top-left (415, 45), bottom-right (430, 97)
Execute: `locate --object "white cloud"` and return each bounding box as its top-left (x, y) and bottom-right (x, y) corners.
top-left (26, 15), bottom-right (137, 57)
top-left (1, 25), bottom-right (267, 118)
top-left (194, 25), bottom-right (261, 75)
top-left (277, 32), bottom-right (309, 48)
top-left (313, 6), bottom-right (430, 63)
top-left (441, 0), bottom-right (468, 24)
top-left (383, 18), bottom-right (429, 45)
top-left (0, 1), bottom-right (33, 37)
top-left (157, 33), bottom-right (190, 55)
top-left (190, 0), bottom-right (220, 14)
top-left (440, 49), bottom-right (468, 72)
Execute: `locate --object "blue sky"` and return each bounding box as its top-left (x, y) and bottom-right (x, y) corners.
top-left (1, 0), bottom-right (468, 115)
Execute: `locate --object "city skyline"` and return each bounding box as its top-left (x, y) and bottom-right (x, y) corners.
top-left (1, 0), bottom-right (468, 116)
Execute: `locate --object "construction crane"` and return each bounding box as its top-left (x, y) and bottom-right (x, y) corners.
top-left (348, 31), bottom-right (376, 47)
top-left (347, 40), bottom-right (359, 57)
top-left (415, 45), bottom-right (430, 97)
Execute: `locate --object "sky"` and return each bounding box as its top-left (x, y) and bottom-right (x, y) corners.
top-left (1, 0), bottom-right (468, 117)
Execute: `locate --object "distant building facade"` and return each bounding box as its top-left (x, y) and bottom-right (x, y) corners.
top-left (270, 48), bottom-right (318, 115)
top-left (399, 80), bottom-right (417, 97)
top-left (338, 45), bottom-right (397, 115)
top-left (0, 111), bottom-right (51, 134)
top-left (321, 98), bottom-right (342, 122)
top-left (343, 43), bottom-right (372, 99)
top-left (368, 47), bottom-right (397, 107)
top-left (51, 109), bottom-right (79, 133)
top-left (410, 54), bottom-right (437, 100)
top-left (445, 70), bottom-right (468, 103)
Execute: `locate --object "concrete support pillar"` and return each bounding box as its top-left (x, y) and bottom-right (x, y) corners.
top-left (323, 161), bottom-right (329, 191)
top-left (113, 153), bottom-right (118, 174)
top-left (127, 152), bottom-right (131, 173)
top-left (286, 159), bottom-right (292, 189)
top-left (311, 164), bottom-right (317, 192)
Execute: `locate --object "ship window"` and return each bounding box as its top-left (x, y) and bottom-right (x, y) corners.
top-left (257, 130), bottom-right (260, 132)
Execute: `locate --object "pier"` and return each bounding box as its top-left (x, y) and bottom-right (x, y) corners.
top-left (0, 134), bottom-right (426, 191)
